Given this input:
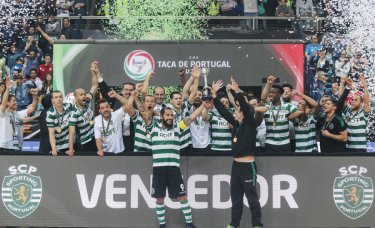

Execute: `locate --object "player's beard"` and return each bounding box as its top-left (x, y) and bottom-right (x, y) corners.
top-left (193, 99), bottom-right (202, 108)
top-left (162, 119), bottom-right (173, 129)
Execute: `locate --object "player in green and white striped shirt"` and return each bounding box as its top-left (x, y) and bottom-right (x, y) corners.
top-left (261, 76), bottom-right (297, 152)
top-left (343, 75), bottom-right (370, 152)
top-left (169, 66), bottom-right (200, 152)
top-left (124, 89), bottom-right (158, 153)
top-left (287, 91), bottom-right (319, 152)
top-left (206, 96), bottom-right (233, 151)
top-left (142, 101), bottom-right (208, 228)
top-left (68, 61), bottom-right (99, 155)
top-left (47, 90), bottom-right (74, 155)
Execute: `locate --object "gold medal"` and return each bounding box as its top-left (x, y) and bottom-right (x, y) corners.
top-left (89, 120), bottom-right (94, 125)
top-left (146, 133), bottom-right (151, 139)
top-left (233, 137), bottom-right (237, 143)
top-left (56, 127), bottom-right (62, 133)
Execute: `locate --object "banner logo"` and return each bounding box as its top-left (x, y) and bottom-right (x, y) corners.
top-left (124, 50), bottom-right (155, 81)
top-left (2, 165), bottom-right (42, 219)
top-left (333, 166), bottom-right (373, 219)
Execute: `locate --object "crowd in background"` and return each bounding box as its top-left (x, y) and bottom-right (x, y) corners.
top-left (0, 57), bottom-right (372, 155)
top-left (303, 32), bottom-right (375, 142)
top-left (0, 1), bottom-right (373, 155)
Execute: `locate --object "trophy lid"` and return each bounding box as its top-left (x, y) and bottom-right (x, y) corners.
top-left (201, 68), bottom-right (210, 75)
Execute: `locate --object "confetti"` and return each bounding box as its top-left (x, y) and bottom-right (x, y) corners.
top-left (323, 0), bottom-right (375, 141)
top-left (101, 0), bottom-right (207, 40)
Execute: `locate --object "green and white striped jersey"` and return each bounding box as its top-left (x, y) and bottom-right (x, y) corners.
top-left (131, 110), bottom-right (151, 152)
top-left (46, 103), bottom-right (74, 150)
top-left (147, 120), bottom-right (188, 167)
top-left (294, 114), bottom-right (317, 152)
top-left (264, 103), bottom-right (297, 146)
top-left (69, 101), bottom-right (94, 145)
top-left (343, 106), bottom-right (368, 150)
top-left (208, 111), bottom-right (232, 151)
top-left (170, 100), bottom-right (192, 149)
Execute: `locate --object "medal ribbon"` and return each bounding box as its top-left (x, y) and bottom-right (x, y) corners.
top-left (101, 114), bottom-right (112, 138)
top-left (271, 104), bottom-right (281, 126)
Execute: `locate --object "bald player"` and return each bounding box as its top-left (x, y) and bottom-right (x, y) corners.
top-left (67, 61), bottom-right (99, 155)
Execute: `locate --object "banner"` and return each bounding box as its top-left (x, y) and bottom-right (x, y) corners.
top-left (0, 156), bottom-right (374, 227)
top-left (53, 42), bottom-right (304, 96)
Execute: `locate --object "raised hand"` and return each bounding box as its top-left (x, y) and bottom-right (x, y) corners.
top-left (212, 80), bottom-right (223, 93)
top-left (267, 75), bottom-right (276, 84)
top-left (108, 90), bottom-right (117, 98)
top-left (131, 90), bottom-right (139, 99)
top-left (226, 84), bottom-right (231, 92)
top-left (147, 71), bottom-right (155, 78)
top-left (135, 83), bottom-right (144, 92)
top-left (230, 76), bottom-right (239, 92)
top-left (191, 65), bottom-right (200, 79)
top-left (90, 61), bottom-right (99, 74)
top-left (359, 75), bottom-right (367, 88)
top-left (6, 76), bottom-right (12, 89)
top-left (178, 67), bottom-right (185, 77)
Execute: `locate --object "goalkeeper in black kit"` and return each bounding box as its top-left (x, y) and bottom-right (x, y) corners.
top-left (211, 78), bottom-right (263, 228)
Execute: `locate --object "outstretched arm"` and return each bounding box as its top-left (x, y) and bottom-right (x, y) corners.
top-left (1, 77), bottom-right (12, 113)
top-left (226, 84), bottom-right (237, 108)
top-left (27, 88), bottom-right (39, 116)
top-left (188, 65), bottom-right (200, 105)
top-left (181, 76), bottom-right (194, 100)
top-left (97, 69), bottom-right (117, 107)
top-left (89, 61), bottom-right (99, 98)
top-left (108, 90), bottom-right (127, 107)
top-left (212, 80), bottom-right (236, 126)
top-left (337, 77), bottom-right (352, 113)
top-left (141, 71), bottom-right (154, 99)
top-left (178, 67), bottom-right (187, 87)
top-left (261, 75), bottom-right (275, 102)
top-left (230, 76), bottom-right (253, 120)
top-left (130, 90), bottom-right (153, 126)
top-left (183, 102), bottom-right (206, 125)
top-left (37, 26), bottom-right (54, 45)
top-left (292, 90), bottom-right (319, 115)
top-left (359, 75), bottom-right (370, 113)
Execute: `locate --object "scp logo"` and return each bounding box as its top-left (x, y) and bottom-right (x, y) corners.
top-left (2, 165), bottom-right (42, 219)
top-left (333, 165), bottom-right (373, 219)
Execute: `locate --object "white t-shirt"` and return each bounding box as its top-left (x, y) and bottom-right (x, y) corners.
top-left (244, 0), bottom-right (258, 13)
top-left (189, 107), bottom-right (210, 149)
top-left (0, 109), bottom-right (28, 150)
top-left (122, 114), bottom-right (131, 136)
top-left (190, 117), bottom-right (211, 148)
top-left (94, 108), bottom-right (125, 154)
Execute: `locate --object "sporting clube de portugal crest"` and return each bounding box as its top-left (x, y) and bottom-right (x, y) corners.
top-left (124, 50), bottom-right (155, 81)
top-left (333, 165), bottom-right (374, 220)
top-left (2, 165), bottom-right (42, 219)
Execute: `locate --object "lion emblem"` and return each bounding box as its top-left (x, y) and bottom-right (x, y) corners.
top-left (345, 186), bottom-right (361, 206)
top-left (13, 185), bottom-right (29, 205)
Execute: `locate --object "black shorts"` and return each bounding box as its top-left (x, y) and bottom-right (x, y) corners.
top-left (152, 166), bottom-right (186, 199)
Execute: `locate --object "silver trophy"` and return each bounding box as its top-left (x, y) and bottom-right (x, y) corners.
top-left (201, 68), bottom-right (212, 101)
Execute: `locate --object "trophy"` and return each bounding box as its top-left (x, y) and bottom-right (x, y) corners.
top-left (201, 68), bottom-right (212, 101)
